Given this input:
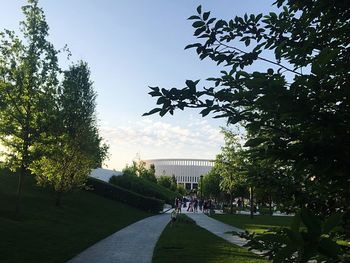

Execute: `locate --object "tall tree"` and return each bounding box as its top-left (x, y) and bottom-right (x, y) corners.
top-left (215, 130), bottom-right (247, 214)
top-left (202, 167), bottom-right (221, 200)
top-left (145, 1), bottom-right (350, 216)
top-left (30, 62), bottom-right (108, 206)
top-left (0, 0), bottom-right (59, 218)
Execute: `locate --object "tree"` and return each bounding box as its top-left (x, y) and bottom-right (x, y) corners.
top-left (122, 161), bottom-right (157, 183)
top-left (157, 175), bottom-right (172, 189)
top-left (30, 62), bottom-right (108, 206)
top-left (144, 1), bottom-right (350, 217)
top-left (202, 168), bottom-right (221, 200)
top-left (0, 0), bottom-right (60, 217)
top-left (215, 129), bottom-right (247, 214)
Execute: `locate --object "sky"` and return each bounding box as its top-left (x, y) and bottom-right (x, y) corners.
top-left (0, 0), bottom-right (278, 170)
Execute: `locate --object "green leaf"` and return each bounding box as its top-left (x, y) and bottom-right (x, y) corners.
top-left (194, 27), bottom-right (206, 36)
top-left (188, 15), bottom-right (200, 20)
top-left (284, 228), bottom-right (304, 246)
top-left (185, 80), bottom-right (198, 91)
top-left (244, 137), bottom-right (267, 147)
top-left (300, 208), bottom-right (322, 235)
top-left (203, 11), bottom-right (210, 21)
top-left (184, 43), bottom-right (201, 50)
top-left (200, 107), bottom-right (212, 117)
top-left (207, 17), bottom-right (216, 25)
top-left (196, 5), bottom-right (202, 15)
top-left (192, 21), bottom-right (205, 28)
top-left (323, 212), bottom-right (342, 233)
top-left (142, 108), bottom-right (161, 116)
top-left (318, 238), bottom-right (341, 259)
top-left (273, 244), bottom-right (296, 263)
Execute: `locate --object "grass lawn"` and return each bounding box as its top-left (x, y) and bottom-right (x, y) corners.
top-left (211, 214), bottom-right (294, 234)
top-left (0, 169), bottom-right (151, 263)
top-left (152, 214), bottom-right (269, 263)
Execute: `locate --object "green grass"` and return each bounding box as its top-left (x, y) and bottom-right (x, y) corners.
top-left (109, 174), bottom-right (179, 204)
top-left (211, 214), bottom-right (294, 234)
top-left (152, 214), bottom-right (269, 263)
top-left (0, 169), bottom-right (151, 263)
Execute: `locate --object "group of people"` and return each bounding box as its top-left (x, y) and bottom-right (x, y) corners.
top-left (174, 197), bottom-right (213, 214)
top-left (171, 197), bottom-right (214, 226)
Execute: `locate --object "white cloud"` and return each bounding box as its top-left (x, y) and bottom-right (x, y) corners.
top-left (100, 117), bottom-right (224, 170)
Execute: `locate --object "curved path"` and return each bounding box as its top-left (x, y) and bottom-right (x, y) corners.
top-left (67, 214), bottom-right (169, 263)
top-left (185, 212), bottom-right (246, 246)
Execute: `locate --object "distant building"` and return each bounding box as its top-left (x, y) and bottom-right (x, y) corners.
top-left (143, 159), bottom-right (214, 190)
top-left (89, 168), bottom-right (122, 182)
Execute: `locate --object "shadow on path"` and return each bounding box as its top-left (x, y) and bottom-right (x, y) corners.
top-left (68, 214), bottom-right (169, 263)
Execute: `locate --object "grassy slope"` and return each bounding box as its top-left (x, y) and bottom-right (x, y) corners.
top-left (153, 214), bottom-right (269, 263)
top-left (211, 214), bottom-right (293, 234)
top-left (109, 175), bottom-right (178, 204)
top-left (0, 169), bottom-right (151, 263)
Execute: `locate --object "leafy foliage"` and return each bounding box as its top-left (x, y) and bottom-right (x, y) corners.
top-left (29, 62), bottom-right (108, 206)
top-left (144, 0), bottom-right (350, 217)
top-left (0, 0), bottom-right (60, 217)
top-left (202, 167), bottom-right (221, 199)
top-left (122, 161), bottom-right (157, 183)
top-left (240, 208), bottom-right (349, 262)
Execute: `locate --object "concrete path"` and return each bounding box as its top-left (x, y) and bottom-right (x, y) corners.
top-left (185, 212), bottom-right (247, 247)
top-left (68, 214), bottom-right (170, 263)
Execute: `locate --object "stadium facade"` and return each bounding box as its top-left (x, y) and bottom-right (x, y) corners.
top-left (143, 158), bottom-right (214, 190)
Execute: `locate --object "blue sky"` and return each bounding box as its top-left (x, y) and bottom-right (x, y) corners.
top-left (1, 0), bottom-right (277, 170)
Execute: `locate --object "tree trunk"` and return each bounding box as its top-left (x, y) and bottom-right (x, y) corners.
top-left (269, 193), bottom-right (273, 216)
top-left (250, 187), bottom-right (254, 219)
top-left (230, 193), bottom-right (233, 214)
top-left (15, 133), bottom-right (29, 220)
top-left (15, 165), bottom-right (26, 220)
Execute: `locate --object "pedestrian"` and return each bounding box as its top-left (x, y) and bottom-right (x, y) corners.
top-left (170, 209), bottom-right (177, 227)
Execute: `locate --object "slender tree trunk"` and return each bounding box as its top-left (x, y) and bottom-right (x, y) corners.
top-left (15, 165), bottom-right (25, 220)
top-left (230, 192), bottom-right (233, 214)
top-left (250, 187), bottom-right (254, 219)
top-left (269, 193), bottom-right (273, 216)
top-left (15, 131), bottom-right (29, 220)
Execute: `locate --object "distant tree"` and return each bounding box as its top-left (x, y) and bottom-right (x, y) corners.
top-left (177, 184), bottom-right (186, 196)
top-left (139, 163), bottom-right (157, 183)
top-left (122, 162), bottom-right (138, 177)
top-left (215, 130), bottom-right (247, 214)
top-left (30, 62), bottom-right (108, 206)
top-left (202, 168), bottom-right (221, 200)
top-left (0, 0), bottom-right (60, 218)
top-left (157, 175), bottom-right (172, 189)
top-left (122, 161), bottom-right (157, 183)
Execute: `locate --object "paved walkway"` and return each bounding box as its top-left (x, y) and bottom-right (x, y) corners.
top-left (67, 214), bottom-right (169, 263)
top-left (183, 211), bottom-right (247, 247)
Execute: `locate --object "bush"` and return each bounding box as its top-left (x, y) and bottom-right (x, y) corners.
top-left (109, 175), bottom-right (179, 204)
top-left (86, 177), bottom-right (164, 213)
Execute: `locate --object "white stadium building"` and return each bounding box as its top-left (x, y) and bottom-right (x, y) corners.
top-left (143, 159), bottom-right (214, 190)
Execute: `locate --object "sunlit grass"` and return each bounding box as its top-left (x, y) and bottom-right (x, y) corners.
top-left (153, 214), bottom-right (269, 263)
top-left (212, 214), bottom-right (293, 234)
top-left (0, 169), bottom-right (151, 262)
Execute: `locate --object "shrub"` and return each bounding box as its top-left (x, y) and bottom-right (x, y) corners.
top-left (86, 177), bottom-right (164, 213)
top-left (109, 175), bottom-right (179, 204)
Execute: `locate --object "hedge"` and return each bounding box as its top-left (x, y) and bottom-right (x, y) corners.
top-left (86, 177), bottom-right (164, 213)
top-left (109, 175), bottom-right (179, 205)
